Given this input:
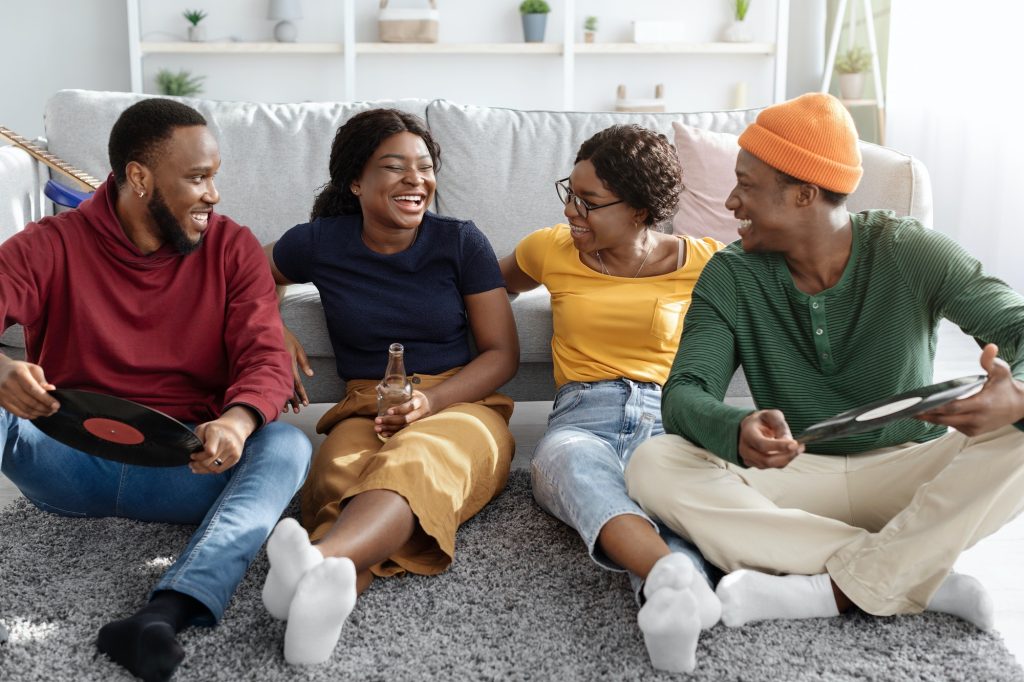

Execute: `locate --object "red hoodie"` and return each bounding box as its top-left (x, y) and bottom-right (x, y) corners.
top-left (0, 178), bottom-right (291, 425)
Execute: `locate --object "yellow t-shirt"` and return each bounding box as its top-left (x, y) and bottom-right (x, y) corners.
top-left (515, 225), bottom-right (723, 387)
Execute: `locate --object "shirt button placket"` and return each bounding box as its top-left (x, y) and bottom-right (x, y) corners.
top-left (809, 296), bottom-right (834, 372)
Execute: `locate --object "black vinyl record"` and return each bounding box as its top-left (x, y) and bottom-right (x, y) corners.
top-left (794, 374), bottom-right (987, 445)
top-left (32, 389), bottom-right (203, 467)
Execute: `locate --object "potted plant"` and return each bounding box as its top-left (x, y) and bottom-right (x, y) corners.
top-left (583, 15), bottom-right (598, 43)
top-left (183, 9), bottom-right (207, 42)
top-left (834, 46), bottom-right (872, 100)
top-left (156, 69), bottom-right (205, 97)
top-left (519, 0), bottom-right (550, 43)
top-left (722, 0), bottom-right (752, 42)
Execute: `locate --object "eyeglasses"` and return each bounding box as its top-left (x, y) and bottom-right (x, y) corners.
top-left (555, 177), bottom-right (624, 218)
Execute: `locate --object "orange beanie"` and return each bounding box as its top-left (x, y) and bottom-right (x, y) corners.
top-left (738, 92), bottom-right (863, 194)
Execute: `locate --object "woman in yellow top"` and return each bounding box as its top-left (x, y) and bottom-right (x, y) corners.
top-left (499, 124), bottom-right (724, 674)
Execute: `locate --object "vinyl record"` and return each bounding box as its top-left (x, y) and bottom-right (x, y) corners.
top-left (794, 374), bottom-right (987, 445)
top-left (32, 389), bottom-right (203, 467)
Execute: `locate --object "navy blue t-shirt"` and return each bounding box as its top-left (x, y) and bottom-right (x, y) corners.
top-left (274, 212), bottom-right (504, 380)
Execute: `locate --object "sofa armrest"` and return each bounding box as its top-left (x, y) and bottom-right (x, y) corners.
top-left (0, 142), bottom-right (49, 241)
top-left (0, 143), bottom-right (48, 353)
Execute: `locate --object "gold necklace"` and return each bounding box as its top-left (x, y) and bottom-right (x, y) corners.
top-left (595, 233), bottom-right (654, 278)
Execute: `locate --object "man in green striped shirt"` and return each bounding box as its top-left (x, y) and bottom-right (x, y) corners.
top-left (626, 93), bottom-right (1024, 634)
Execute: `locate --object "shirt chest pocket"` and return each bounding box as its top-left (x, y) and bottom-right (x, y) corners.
top-left (650, 297), bottom-right (689, 341)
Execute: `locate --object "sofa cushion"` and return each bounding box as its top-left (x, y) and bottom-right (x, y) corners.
top-left (669, 122), bottom-right (934, 241)
top-left (671, 121), bottom-right (741, 244)
top-left (510, 287), bottom-right (554, 364)
top-left (44, 90), bottom-right (431, 245)
top-left (426, 101), bottom-right (759, 259)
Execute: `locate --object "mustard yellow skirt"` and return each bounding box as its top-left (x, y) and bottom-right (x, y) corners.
top-left (300, 369), bottom-right (515, 577)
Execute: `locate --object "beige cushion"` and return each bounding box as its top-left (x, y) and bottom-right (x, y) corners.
top-left (668, 120), bottom-right (934, 233)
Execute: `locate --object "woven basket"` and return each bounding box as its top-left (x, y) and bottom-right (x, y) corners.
top-left (379, 0), bottom-right (439, 43)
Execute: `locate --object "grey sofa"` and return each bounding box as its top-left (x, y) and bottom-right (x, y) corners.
top-left (0, 89), bottom-right (932, 405)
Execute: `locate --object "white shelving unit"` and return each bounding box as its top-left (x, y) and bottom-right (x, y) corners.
top-left (127, 0), bottom-right (790, 110)
top-left (821, 0), bottom-right (885, 143)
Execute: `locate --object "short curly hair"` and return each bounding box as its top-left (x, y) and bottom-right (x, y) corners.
top-left (108, 98), bottom-right (207, 187)
top-left (574, 124), bottom-right (682, 227)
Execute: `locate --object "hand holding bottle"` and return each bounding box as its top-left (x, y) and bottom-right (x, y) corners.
top-left (375, 388), bottom-right (436, 440)
top-left (376, 343), bottom-right (413, 442)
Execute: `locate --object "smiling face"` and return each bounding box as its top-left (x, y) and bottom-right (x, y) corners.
top-left (725, 149), bottom-right (799, 253)
top-left (144, 125), bottom-right (221, 253)
top-left (562, 159), bottom-right (644, 254)
top-left (351, 131), bottom-right (436, 235)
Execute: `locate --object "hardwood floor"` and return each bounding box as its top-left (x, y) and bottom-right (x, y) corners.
top-left (1, 321), bottom-right (1020, 664)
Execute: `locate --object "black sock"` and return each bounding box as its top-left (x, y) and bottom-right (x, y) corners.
top-left (96, 591), bottom-right (207, 682)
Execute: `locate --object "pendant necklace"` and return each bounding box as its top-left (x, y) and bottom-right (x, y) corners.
top-left (595, 233), bottom-right (653, 278)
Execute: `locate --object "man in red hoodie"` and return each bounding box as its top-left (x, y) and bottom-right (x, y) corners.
top-left (0, 98), bottom-right (310, 681)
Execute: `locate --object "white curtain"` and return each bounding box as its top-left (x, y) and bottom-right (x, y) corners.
top-left (887, 1), bottom-right (1024, 292)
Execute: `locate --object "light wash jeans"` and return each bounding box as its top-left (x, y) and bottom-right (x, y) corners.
top-left (530, 379), bottom-right (717, 598)
top-left (0, 409), bottom-right (312, 623)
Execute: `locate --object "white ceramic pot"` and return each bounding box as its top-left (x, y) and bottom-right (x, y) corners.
top-left (722, 20), bottom-right (752, 43)
top-left (839, 72), bottom-right (866, 100)
top-left (187, 24), bottom-right (206, 42)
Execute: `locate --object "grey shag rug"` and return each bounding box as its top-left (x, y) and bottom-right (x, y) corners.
top-left (1, 470), bottom-right (1021, 681)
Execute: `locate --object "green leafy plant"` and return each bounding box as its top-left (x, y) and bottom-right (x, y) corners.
top-left (835, 46), bottom-right (872, 74)
top-left (156, 69), bottom-right (205, 97)
top-left (733, 0), bottom-right (751, 21)
top-left (519, 0), bottom-right (550, 15)
top-left (183, 9), bottom-right (207, 26)
top-left (583, 16), bottom-right (598, 32)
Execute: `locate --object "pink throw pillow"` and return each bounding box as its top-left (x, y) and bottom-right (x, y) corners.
top-left (671, 121), bottom-right (741, 244)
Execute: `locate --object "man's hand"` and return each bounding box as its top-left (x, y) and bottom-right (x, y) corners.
top-left (0, 355), bottom-right (59, 419)
top-left (375, 389), bottom-right (435, 440)
top-left (191, 406), bottom-right (259, 474)
top-left (738, 409), bottom-right (804, 469)
top-left (282, 325), bottom-right (313, 413)
top-left (916, 343), bottom-right (1024, 436)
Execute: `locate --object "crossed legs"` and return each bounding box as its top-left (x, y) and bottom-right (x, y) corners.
top-left (263, 489), bottom-right (414, 664)
top-left (625, 426), bottom-right (1024, 631)
top-left (263, 402), bottom-right (513, 665)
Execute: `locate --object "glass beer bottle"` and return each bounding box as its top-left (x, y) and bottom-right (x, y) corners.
top-left (376, 343), bottom-right (413, 442)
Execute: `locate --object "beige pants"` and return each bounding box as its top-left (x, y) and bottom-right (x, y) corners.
top-left (624, 426), bottom-right (1024, 616)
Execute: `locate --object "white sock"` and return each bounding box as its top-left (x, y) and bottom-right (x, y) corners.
top-left (927, 573), bottom-right (995, 631)
top-left (262, 518), bottom-right (324, 620)
top-left (284, 557), bottom-right (357, 665)
top-left (637, 588), bottom-right (701, 674)
top-left (643, 553), bottom-right (721, 629)
top-left (717, 570), bottom-right (839, 627)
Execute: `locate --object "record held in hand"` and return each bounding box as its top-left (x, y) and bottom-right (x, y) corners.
top-left (794, 374), bottom-right (987, 445)
top-left (32, 389), bottom-right (203, 467)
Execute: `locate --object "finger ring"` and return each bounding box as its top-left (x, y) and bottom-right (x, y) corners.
top-left (213, 458), bottom-right (223, 467)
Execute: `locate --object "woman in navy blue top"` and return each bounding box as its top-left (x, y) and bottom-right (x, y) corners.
top-left (260, 109), bottom-right (519, 665)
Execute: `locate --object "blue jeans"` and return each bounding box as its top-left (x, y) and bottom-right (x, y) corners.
top-left (530, 379), bottom-right (716, 598)
top-left (0, 409), bottom-right (312, 624)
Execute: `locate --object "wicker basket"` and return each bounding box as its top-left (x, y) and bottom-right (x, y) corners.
top-left (379, 0), bottom-right (439, 43)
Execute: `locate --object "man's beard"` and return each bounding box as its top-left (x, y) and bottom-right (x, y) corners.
top-left (148, 188), bottom-right (204, 255)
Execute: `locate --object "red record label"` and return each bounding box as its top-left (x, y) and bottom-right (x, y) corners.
top-left (82, 417), bottom-right (146, 446)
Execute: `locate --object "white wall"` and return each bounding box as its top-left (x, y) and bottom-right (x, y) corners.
top-left (0, 0), bottom-right (130, 139)
top-left (1, 1), bottom-right (823, 138)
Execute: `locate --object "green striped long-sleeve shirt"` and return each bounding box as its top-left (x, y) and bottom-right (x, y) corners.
top-left (663, 210), bottom-right (1024, 465)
